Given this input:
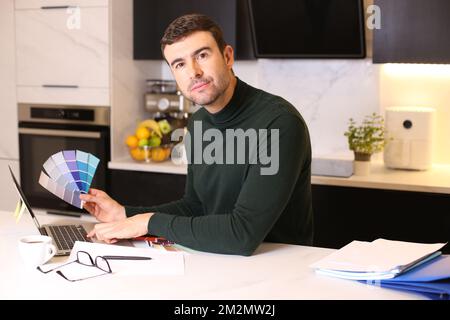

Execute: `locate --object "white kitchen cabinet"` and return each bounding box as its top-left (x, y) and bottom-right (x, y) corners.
top-left (15, 0), bottom-right (108, 10)
top-left (16, 87), bottom-right (110, 106)
top-left (0, 0), bottom-right (19, 159)
top-left (15, 5), bottom-right (110, 105)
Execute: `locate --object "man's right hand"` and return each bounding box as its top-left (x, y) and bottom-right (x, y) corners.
top-left (79, 188), bottom-right (126, 223)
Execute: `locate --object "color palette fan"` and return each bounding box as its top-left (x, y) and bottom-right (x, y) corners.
top-left (38, 150), bottom-right (100, 209)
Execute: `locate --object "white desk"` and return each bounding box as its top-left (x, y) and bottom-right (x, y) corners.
top-left (0, 210), bottom-right (424, 300)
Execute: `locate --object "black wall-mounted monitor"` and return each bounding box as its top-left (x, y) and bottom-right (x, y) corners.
top-left (248, 0), bottom-right (366, 58)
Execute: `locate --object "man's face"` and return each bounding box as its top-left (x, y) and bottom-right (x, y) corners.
top-left (163, 31), bottom-right (234, 108)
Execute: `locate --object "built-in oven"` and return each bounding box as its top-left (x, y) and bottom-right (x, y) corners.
top-left (18, 104), bottom-right (110, 216)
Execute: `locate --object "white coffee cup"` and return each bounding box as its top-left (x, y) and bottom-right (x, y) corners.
top-left (18, 235), bottom-right (56, 267)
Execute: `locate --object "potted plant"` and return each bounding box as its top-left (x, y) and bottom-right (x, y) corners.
top-left (344, 113), bottom-right (387, 176)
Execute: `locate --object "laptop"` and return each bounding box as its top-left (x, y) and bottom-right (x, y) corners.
top-left (9, 165), bottom-right (94, 256)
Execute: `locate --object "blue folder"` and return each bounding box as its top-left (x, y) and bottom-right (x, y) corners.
top-left (364, 255), bottom-right (450, 300)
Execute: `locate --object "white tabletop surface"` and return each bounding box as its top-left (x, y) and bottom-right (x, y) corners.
top-left (0, 210), bottom-right (425, 300)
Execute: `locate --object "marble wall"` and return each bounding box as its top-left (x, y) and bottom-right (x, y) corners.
top-left (162, 58), bottom-right (380, 158)
top-left (243, 59), bottom-right (379, 157)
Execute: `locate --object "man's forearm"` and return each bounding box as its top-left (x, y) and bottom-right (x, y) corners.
top-left (125, 197), bottom-right (203, 218)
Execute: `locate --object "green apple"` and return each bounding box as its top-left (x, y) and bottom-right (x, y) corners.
top-left (158, 119), bottom-right (172, 134)
top-left (138, 138), bottom-right (149, 147)
top-left (148, 136), bottom-right (161, 147)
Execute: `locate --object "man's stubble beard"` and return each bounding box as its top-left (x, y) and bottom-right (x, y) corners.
top-left (185, 72), bottom-right (230, 107)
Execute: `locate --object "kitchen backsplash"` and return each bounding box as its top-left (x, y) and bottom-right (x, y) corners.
top-left (162, 58), bottom-right (380, 158)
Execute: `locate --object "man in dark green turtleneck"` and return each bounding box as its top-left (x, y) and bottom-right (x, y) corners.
top-left (80, 14), bottom-right (313, 256)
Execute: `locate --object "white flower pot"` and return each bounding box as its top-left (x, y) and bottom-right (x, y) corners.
top-left (353, 160), bottom-right (371, 176)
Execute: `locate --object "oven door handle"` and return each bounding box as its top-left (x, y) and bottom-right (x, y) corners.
top-left (19, 128), bottom-right (102, 139)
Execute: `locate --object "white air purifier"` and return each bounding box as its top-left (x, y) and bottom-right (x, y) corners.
top-left (384, 107), bottom-right (435, 170)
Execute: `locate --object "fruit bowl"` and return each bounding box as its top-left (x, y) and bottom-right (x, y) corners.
top-left (129, 144), bottom-right (173, 163)
top-left (126, 118), bottom-right (184, 163)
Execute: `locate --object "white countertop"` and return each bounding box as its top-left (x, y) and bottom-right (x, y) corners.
top-left (0, 210), bottom-right (424, 300)
top-left (109, 158), bottom-right (187, 175)
top-left (312, 162), bottom-right (450, 194)
top-left (109, 159), bottom-right (450, 194)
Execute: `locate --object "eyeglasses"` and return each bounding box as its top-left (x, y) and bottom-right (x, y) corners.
top-left (37, 251), bottom-right (152, 282)
top-left (37, 250), bottom-right (112, 282)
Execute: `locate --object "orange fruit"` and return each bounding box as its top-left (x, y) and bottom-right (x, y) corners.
top-left (151, 147), bottom-right (168, 162)
top-left (130, 147), bottom-right (145, 161)
top-left (125, 135), bottom-right (139, 148)
top-left (164, 147), bottom-right (171, 158)
top-left (135, 126), bottom-right (151, 140)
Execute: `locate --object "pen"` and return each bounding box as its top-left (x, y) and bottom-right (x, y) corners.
top-left (102, 255), bottom-right (152, 260)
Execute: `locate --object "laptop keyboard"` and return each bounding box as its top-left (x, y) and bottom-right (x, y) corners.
top-left (48, 225), bottom-right (90, 251)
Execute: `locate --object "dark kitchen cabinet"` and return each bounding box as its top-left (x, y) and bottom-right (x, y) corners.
top-left (312, 185), bottom-right (450, 253)
top-left (373, 0), bottom-right (450, 64)
top-left (110, 169), bottom-right (186, 207)
top-left (133, 0), bottom-right (254, 60)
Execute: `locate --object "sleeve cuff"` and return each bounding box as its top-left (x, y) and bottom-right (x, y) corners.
top-left (147, 212), bottom-right (174, 237)
top-left (125, 206), bottom-right (155, 217)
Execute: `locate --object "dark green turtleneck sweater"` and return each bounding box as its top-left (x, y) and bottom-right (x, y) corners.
top-left (126, 78), bottom-right (313, 256)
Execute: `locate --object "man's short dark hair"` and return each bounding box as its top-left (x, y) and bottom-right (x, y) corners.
top-left (160, 13), bottom-right (226, 58)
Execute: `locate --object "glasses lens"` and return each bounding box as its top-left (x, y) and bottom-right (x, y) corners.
top-left (77, 251), bottom-right (94, 266)
top-left (96, 256), bottom-right (111, 273)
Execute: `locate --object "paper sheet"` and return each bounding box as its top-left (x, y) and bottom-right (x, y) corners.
top-left (55, 260), bottom-right (110, 281)
top-left (64, 241), bottom-right (185, 277)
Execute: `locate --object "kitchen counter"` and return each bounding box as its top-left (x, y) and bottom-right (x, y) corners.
top-left (108, 159), bottom-right (450, 195)
top-left (312, 161), bottom-right (450, 194)
top-left (109, 158), bottom-right (187, 175)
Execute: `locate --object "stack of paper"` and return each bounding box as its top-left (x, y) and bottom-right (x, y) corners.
top-left (311, 239), bottom-right (446, 280)
top-left (310, 239), bottom-right (449, 299)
